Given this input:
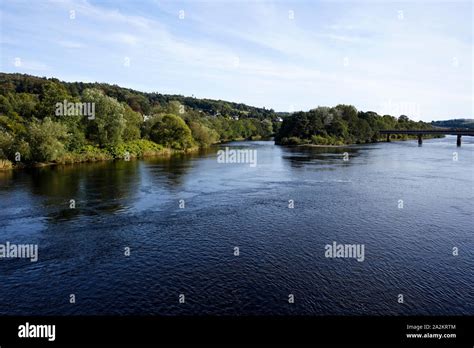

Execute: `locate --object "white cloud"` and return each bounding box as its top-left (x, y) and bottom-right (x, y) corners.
top-left (12, 58), bottom-right (48, 71)
top-left (58, 40), bottom-right (84, 48)
top-left (112, 33), bottom-right (140, 46)
top-left (1, 0), bottom-right (470, 120)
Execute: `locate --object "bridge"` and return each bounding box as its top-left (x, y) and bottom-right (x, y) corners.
top-left (379, 129), bottom-right (474, 146)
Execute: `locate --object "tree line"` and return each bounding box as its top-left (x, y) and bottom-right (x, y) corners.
top-left (0, 73), bottom-right (278, 168)
top-left (275, 105), bottom-right (435, 145)
top-left (0, 73), bottom-right (435, 169)
top-left (431, 119), bottom-right (474, 130)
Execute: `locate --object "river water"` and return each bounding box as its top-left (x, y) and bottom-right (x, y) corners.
top-left (0, 136), bottom-right (472, 315)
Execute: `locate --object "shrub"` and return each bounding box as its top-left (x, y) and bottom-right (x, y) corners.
top-left (311, 135), bottom-right (328, 145)
top-left (108, 139), bottom-right (165, 159)
top-left (285, 136), bottom-right (303, 145)
top-left (189, 121), bottom-right (219, 147)
top-left (28, 117), bottom-right (68, 162)
top-left (149, 114), bottom-right (194, 150)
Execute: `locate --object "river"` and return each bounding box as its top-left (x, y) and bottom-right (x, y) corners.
top-left (0, 136), bottom-right (472, 315)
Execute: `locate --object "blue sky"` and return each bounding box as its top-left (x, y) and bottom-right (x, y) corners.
top-left (0, 0), bottom-right (472, 121)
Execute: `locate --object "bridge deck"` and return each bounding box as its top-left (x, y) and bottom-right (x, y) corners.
top-left (379, 129), bottom-right (474, 136)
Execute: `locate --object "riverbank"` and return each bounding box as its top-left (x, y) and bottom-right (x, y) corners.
top-left (1, 137), bottom-right (273, 171)
top-left (1, 135), bottom-right (445, 171)
top-left (0, 140), bottom-right (200, 171)
top-left (282, 134), bottom-right (445, 147)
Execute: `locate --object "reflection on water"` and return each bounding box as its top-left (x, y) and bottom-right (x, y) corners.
top-left (0, 137), bottom-right (472, 315)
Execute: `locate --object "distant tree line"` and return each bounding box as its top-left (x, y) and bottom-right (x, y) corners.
top-left (0, 73), bottom-right (278, 167)
top-left (275, 105), bottom-right (435, 145)
top-left (431, 119), bottom-right (474, 130)
top-left (0, 73), bottom-right (436, 169)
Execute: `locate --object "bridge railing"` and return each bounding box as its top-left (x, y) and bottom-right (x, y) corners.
top-left (379, 129), bottom-right (474, 136)
top-left (379, 129), bottom-right (473, 146)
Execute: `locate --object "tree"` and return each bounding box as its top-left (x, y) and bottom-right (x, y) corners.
top-left (15, 93), bottom-right (38, 119)
top-left (352, 119), bottom-right (372, 143)
top-left (36, 82), bottom-right (71, 119)
top-left (189, 121), bottom-right (219, 147)
top-left (82, 88), bottom-right (126, 147)
top-left (398, 115), bottom-right (410, 123)
top-left (260, 119), bottom-right (274, 137)
top-left (335, 104), bottom-right (358, 125)
top-left (149, 114), bottom-right (194, 150)
top-left (28, 117), bottom-right (68, 162)
top-left (122, 105), bottom-right (142, 141)
top-left (0, 130), bottom-right (14, 159)
top-left (327, 118), bottom-right (348, 139)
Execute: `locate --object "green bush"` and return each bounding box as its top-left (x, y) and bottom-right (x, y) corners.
top-left (108, 139), bottom-right (165, 159)
top-left (189, 121), bottom-right (219, 147)
top-left (149, 114), bottom-right (194, 150)
top-left (56, 145), bottom-right (112, 164)
top-left (284, 137), bottom-right (303, 145)
top-left (82, 88), bottom-right (126, 147)
top-left (311, 135), bottom-right (328, 145)
top-left (0, 130), bottom-right (14, 159)
top-left (28, 117), bottom-right (68, 162)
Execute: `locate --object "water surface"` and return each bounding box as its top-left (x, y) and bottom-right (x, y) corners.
top-left (0, 136), bottom-right (472, 315)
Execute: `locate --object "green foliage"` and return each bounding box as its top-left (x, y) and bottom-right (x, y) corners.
top-left (0, 73), bottom-right (281, 165)
top-left (82, 88), bottom-right (126, 147)
top-left (0, 72), bottom-right (437, 169)
top-left (0, 113), bottom-right (27, 136)
top-left (0, 130), bottom-right (31, 162)
top-left (79, 145), bottom-right (112, 160)
top-left (149, 114), bottom-right (194, 150)
top-left (431, 119), bottom-right (474, 129)
top-left (188, 121), bottom-right (220, 147)
top-left (311, 135), bottom-right (328, 145)
top-left (280, 136), bottom-right (304, 145)
top-left (56, 145), bottom-right (112, 164)
top-left (122, 105), bottom-right (142, 141)
top-left (0, 93), bottom-right (38, 120)
top-left (276, 105), bottom-right (434, 145)
top-left (36, 82), bottom-right (71, 119)
top-left (311, 134), bottom-right (344, 145)
top-left (28, 117), bottom-right (68, 162)
top-left (0, 130), bottom-right (14, 159)
top-left (108, 139), bottom-right (165, 158)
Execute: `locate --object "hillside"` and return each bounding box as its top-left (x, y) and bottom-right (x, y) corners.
top-left (431, 119), bottom-right (474, 130)
top-left (0, 73), bottom-right (434, 168)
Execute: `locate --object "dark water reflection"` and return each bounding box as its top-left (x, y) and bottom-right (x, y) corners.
top-left (0, 137), bottom-right (472, 315)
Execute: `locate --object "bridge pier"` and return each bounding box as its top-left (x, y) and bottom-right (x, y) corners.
top-left (380, 130), bottom-right (473, 146)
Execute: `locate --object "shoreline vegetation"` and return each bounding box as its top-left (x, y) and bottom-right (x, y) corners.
top-left (1, 73), bottom-right (439, 171)
top-left (297, 135), bottom-right (442, 148)
top-left (274, 104), bottom-right (439, 146)
top-left (0, 135), bottom-right (444, 170)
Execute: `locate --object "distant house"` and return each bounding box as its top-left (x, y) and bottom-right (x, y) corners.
top-left (276, 117), bottom-right (283, 122)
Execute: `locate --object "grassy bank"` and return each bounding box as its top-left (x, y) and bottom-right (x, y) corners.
top-left (1, 139), bottom-right (199, 170)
